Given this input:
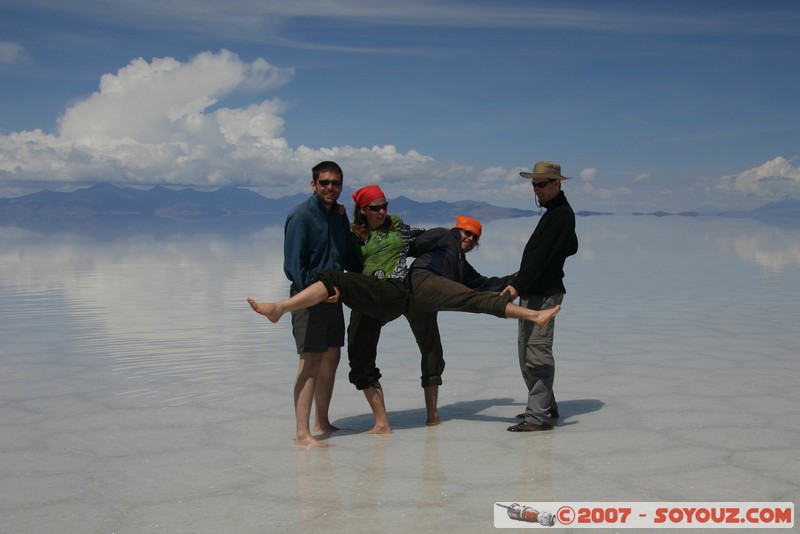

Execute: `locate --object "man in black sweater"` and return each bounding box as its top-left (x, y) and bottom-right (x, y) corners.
top-left (502, 161), bottom-right (579, 432)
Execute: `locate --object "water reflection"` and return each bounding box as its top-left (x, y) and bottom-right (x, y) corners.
top-left (2, 215), bottom-right (799, 532)
top-left (721, 233), bottom-right (800, 272)
top-left (447, 215), bottom-right (800, 277)
top-left (0, 225), bottom-right (295, 406)
top-left (2, 216), bottom-right (799, 403)
top-left (4, 216), bottom-right (799, 287)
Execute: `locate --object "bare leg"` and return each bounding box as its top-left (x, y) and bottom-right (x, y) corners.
top-left (504, 303), bottom-right (561, 328)
top-left (363, 385), bottom-right (392, 434)
top-left (424, 385), bottom-right (441, 426)
top-left (247, 282), bottom-right (334, 323)
top-left (312, 347), bottom-right (341, 433)
top-left (294, 353), bottom-right (329, 448)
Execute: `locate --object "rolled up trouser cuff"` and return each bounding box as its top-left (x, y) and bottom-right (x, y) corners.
top-left (349, 369), bottom-right (382, 390)
top-left (313, 270), bottom-right (339, 297)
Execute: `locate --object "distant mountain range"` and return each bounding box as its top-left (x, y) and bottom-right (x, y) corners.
top-left (1, 183), bottom-right (798, 233)
top-left (718, 198), bottom-right (800, 220)
top-left (0, 183), bottom-right (539, 233)
top-left (632, 199), bottom-right (800, 228)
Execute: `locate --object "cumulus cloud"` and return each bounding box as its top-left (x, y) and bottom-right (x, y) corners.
top-left (3, 48), bottom-right (795, 213)
top-left (58, 50), bottom-right (292, 146)
top-left (0, 50), bottom-right (456, 196)
top-left (717, 156), bottom-right (800, 198)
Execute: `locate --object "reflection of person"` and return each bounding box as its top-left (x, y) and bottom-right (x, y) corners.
top-left (502, 161), bottom-right (578, 432)
top-left (346, 184), bottom-right (424, 434)
top-left (282, 160), bottom-right (356, 448)
top-left (406, 216), bottom-right (517, 425)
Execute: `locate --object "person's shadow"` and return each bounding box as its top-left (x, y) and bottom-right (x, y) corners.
top-left (334, 397), bottom-right (604, 431)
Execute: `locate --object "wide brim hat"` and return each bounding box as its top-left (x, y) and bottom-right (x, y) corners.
top-left (519, 161), bottom-right (571, 180)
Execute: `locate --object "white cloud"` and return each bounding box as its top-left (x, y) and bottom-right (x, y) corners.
top-left (633, 173), bottom-right (651, 183)
top-left (58, 50), bottom-right (291, 144)
top-left (717, 156), bottom-right (800, 197)
top-left (2, 47), bottom-right (797, 213)
top-left (0, 50), bottom-right (447, 194)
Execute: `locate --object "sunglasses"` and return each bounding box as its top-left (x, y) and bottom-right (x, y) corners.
top-left (462, 229), bottom-right (479, 241)
top-left (532, 179), bottom-right (556, 189)
top-left (317, 179), bottom-right (343, 187)
top-left (364, 203), bottom-right (388, 212)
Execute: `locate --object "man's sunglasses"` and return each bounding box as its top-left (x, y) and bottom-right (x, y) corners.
top-left (462, 229), bottom-right (479, 241)
top-left (317, 179), bottom-right (343, 187)
top-left (365, 203), bottom-right (388, 212)
top-left (532, 179), bottom-right (556, 189)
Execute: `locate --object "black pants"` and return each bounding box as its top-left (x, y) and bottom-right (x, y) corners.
top-left (346, 308), bottom-right (445, 390)
top-left (315, 269), bottom-right (511, 390)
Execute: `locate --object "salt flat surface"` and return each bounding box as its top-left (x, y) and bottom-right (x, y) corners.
top-left (1, 216), bottom-right (798, 533)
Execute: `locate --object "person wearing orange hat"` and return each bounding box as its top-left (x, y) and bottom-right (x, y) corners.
top-left (404, 215), bottom-right (501, 424)
top-left (454, 215), bottom-right (482, 243)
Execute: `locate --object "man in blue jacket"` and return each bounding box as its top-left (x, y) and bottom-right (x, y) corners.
top-left (503, 161), bottom-right (578, 432)
top-left (283, 160), bottom-right (356, 447)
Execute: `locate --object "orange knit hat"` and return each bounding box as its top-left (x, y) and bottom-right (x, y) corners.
top-left (455, 215), bottom-right (482, 238)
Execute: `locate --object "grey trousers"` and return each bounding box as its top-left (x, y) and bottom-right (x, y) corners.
top-left (518, 293), bottom-right (563, 425)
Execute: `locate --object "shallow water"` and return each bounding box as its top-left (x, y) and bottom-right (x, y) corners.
top-left (1, 215), bottom-right (798, 532)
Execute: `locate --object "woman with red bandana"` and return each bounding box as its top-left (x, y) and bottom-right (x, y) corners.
top-left (347, 184), bottom-right (424, 433)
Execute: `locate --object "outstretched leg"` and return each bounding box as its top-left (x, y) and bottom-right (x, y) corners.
top-left (505, 302), bottom-right (560, 328)
top-left (410, 271), bottom-right (558, 327)
top-left (247, 281), bottom-right (334, 323)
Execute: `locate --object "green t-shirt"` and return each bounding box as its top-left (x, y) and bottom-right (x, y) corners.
top-left (358, 214), bottom-right (407, 279)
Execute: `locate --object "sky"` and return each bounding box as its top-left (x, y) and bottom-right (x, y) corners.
top-left (1, 0), bottom-right (799, 213)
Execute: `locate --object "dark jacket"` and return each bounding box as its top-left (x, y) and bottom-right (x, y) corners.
top-left (409, 227), bottom-right (512, 291)
top-left (283, 194), bottom-right (359, 292)
top-left (510, 191), bottom-right (578, 297)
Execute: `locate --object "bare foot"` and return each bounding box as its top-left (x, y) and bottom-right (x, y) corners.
top-left (425, 413), bottom-right (441, 426)
top-left (247, 298), bottom-right (283, 323)
top-left (535, 304), bottom-right (561, 328)
top-left (367, 423), bottom-right (392, 434)
top-left (295, 435), bottom-right (330, 448)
